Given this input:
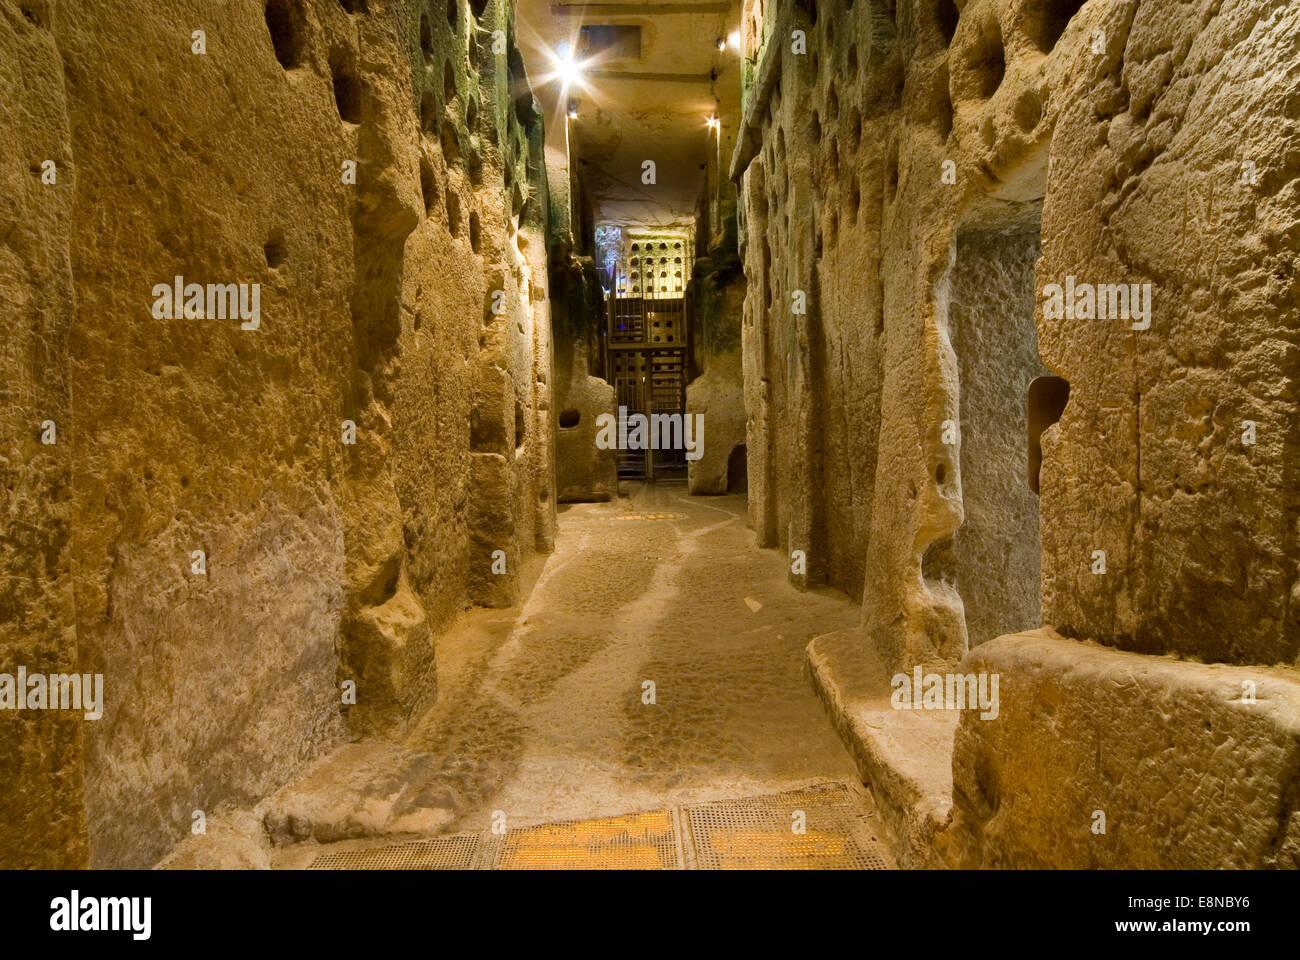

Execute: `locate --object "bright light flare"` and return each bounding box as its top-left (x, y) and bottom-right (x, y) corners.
top-left (549, 41), bottom-right (588, 93)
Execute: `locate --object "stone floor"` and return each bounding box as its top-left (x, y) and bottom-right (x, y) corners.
top-left (306, 781), bottom-right (893, 869)
top-left (189, 480), bottom-right (872, 868)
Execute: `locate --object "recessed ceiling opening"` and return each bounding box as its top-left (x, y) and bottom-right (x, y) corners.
top-left (580, 24), bottom-right (642, 60)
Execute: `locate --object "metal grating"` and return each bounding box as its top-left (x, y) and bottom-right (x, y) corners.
top-left (682, 783), bottom-right (893, 870)
top-left (611, 512), bottom-right (685, 521)
top-left (308, 834), bottom-right (480, 870)
top-left (492, 809), bottom-right (682, 870)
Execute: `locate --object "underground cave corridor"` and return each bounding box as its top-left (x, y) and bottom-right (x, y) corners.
top-left (3, 0), bottom-right (1299, 881)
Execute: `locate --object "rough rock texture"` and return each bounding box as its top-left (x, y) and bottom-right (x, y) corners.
top-left (947, 227), bottom-right (1048, 646)
top-left (806, 630), bottom-right (955, 869)
top-left (1, 0), bottom-right (554, 868)
top-left (734, 0), bottom-right (1300, 868)
top-left (552, 254), bottom-right (618, 502)
top-left (739, 0), bottom-right (1297, 669)
top-left (1036, 0), bottom-right (1300, 666)
top-left (0, 1), bottom-right (88, 868)
top-left (949, 631), bottom-right (1300, 868)
top-left (735, 0), bottom-right (889, 605)
top-left (686, 253), bottom-right (748, 496)
top-left (811, 627), bottom-right (1300, 869)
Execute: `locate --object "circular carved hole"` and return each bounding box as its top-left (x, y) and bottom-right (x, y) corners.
top-left (440, 119), bottom-right (462, 164)
top-left (444, 61), bottom-right (457, 102)
top-left (969, 21), bottom-right (1006, 100)
top-left (420, 13), bottom-right (434, 65)
top-left (420, 90), bottom-right (436, 135)
top-left (937, 87), bottom-right (954, 139)
top-left (1025, 0), bottom-right (1086, 54)
top-left (1015, 88), bottom-right (1043, 131)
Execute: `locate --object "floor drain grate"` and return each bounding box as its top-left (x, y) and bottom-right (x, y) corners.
top-left (682, 783), bottom-right (893, 870)
top-left (492, 809), bottom-right (682, 870)
top-left (308, 835), bottom-right (479, 870)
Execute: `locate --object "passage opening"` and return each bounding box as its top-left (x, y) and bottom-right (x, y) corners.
top-left (948, 225), bottom-right (1047, 646)
top-left (727, 444), bottom-right (748, 494)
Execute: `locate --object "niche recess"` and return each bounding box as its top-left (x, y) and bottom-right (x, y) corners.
top-left (947, 219), bottom-right (1049, 646)
top-left (1027, 376), bottom-right (1069, 494)
top-left (265, 0), bottom-right (306, 70)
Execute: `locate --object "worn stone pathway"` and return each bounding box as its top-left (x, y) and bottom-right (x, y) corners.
top-left (169, 482), bottom-right (873, 867)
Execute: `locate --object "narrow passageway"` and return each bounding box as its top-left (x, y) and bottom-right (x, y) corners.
top-left (262, 481), bottom-right (874, 868)
top-left (7, 0), bottom-right (1296, 881)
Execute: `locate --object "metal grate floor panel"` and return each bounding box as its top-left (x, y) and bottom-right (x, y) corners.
top-left (305, 782), bottom-right (893, 870)
top-left (610, 512), bottom-right (685, 521)
top-left (681, 783), bottom-right (892, 870)
top-left (308, 834), bottom-right (480, 870)
top-left (491, 808), bottom-right (682, 870)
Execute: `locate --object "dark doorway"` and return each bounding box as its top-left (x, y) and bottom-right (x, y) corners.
top-left (727, 444), bottom-right (748, 493)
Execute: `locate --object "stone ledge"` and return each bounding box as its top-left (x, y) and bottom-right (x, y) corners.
top-left (807, 628), bottom-right (957, 869)
top-left (811, 626), bottom-right (1300, 868)
top-left (948, 629), bottom-right (1300, 868)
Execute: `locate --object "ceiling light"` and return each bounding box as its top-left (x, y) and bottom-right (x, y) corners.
top-left (706, 115), bottom-right (719, 130)
top-left (553, 41), bottom-right (585, 91)
top-left (558, 58), bottom-right (582, 89)
top-left (716, 37), bottom-right (726, 51)
top-left (728, 30), bottom-right (740, 51)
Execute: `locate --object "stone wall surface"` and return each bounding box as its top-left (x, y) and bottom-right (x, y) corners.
top-left (0, 1), bottom-right (88, 869)
top-left (1036, 0), bottom-right (1300, 666)
top-left (948, 227), bottom-right (1048, 647)
top-left (948, 631), bottom-right (1300, 868)
top-left (553, 254), bottom-right (618, 502)
top-left (0, 0), bottom-right (553, 868)
top-left (739, 0), bottom-right (1300, 868)
top-left (687, 252), bottom-right (748, 496)
top-left (740, 0), bottom-right (1297, 674)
